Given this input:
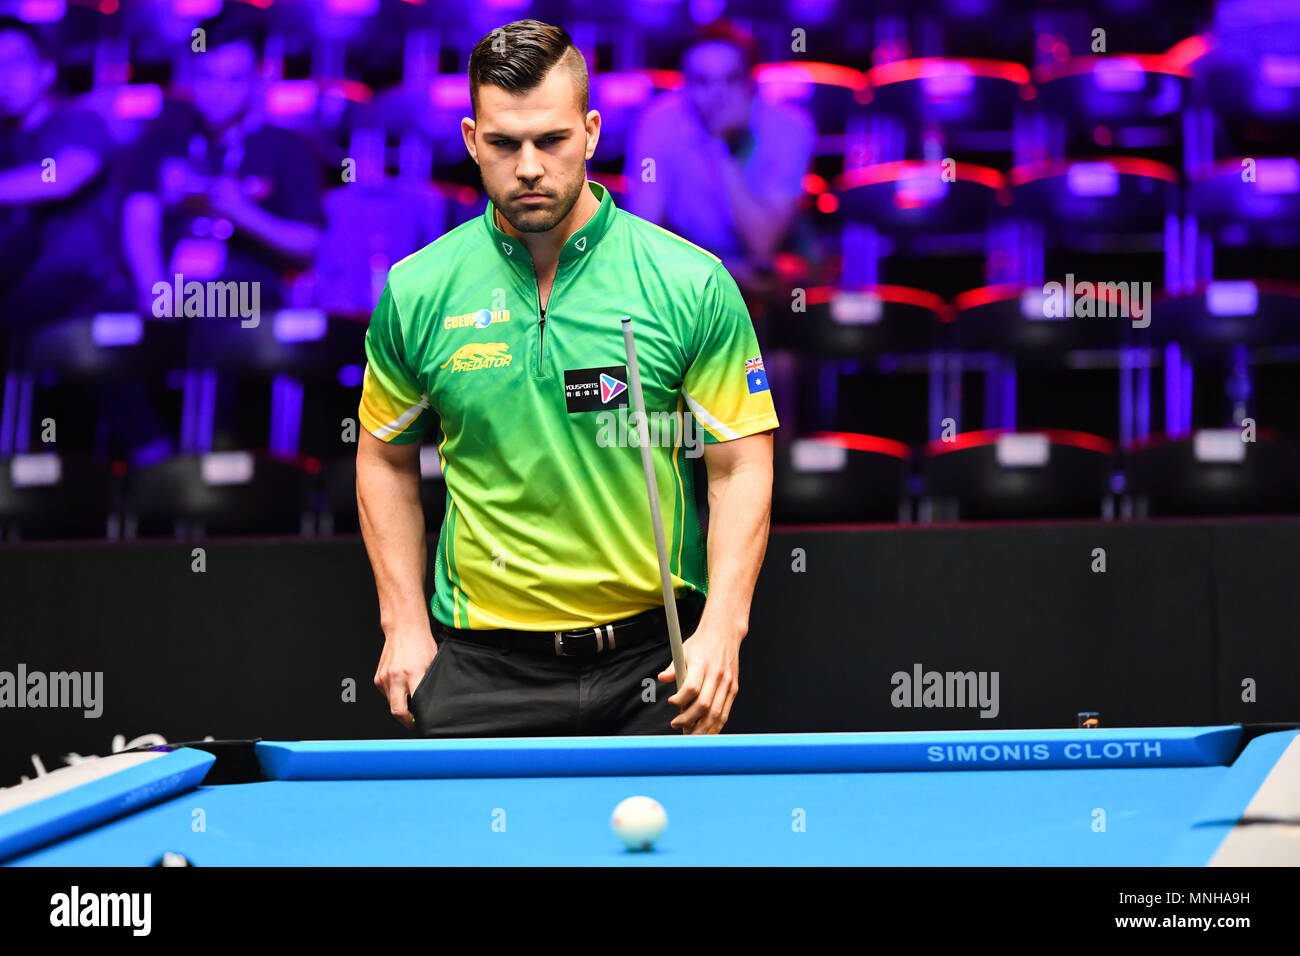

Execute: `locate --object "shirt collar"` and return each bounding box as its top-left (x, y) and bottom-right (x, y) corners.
top-left (484, 180), bottom-right (616, 268)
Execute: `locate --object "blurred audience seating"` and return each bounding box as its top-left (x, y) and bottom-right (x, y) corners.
top-left (0, 1), bottom-right (1297, 537)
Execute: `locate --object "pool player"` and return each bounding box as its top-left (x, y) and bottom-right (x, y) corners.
top-left (357, 19), bottom-right (779, 737)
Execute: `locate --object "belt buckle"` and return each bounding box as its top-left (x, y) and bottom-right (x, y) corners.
top-left (553, 626), bottom-right (611, 657)
top-left (553, 630), bottom-right (589, 657)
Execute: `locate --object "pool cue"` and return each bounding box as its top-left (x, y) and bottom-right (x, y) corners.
top-left (620, 315), bottom-right (687, 694)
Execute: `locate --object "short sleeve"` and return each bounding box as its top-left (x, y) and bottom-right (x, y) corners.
top-left (359, 282), bottom-right (431, 444)
top-left (681, 265), bottom-right (780, 443)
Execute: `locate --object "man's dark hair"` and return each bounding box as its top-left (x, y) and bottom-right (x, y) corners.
top-left (196, 4), bottom-right (267, 59)
top-left (468, 20), bottom-right (588, 118)
top-left (685, 19), bottom-right (760, 73)
top-left (0, 16), bottom-right (54, 63)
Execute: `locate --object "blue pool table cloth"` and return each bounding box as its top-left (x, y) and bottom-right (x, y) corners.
top-left (1, 726), bottom-right (1294, 866)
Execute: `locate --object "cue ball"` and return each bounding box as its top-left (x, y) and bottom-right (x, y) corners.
top-left (611, 796), bottom-right (667, 851)
top-left (152, 852), bottom-right (192, 867)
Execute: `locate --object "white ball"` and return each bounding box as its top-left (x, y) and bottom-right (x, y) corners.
top-left (611, 796), bottom-right (667, 851)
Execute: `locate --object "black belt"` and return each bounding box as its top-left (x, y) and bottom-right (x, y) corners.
top-left (434, 600), bottom-right (700, 658)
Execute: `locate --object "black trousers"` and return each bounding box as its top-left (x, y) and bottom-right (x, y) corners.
top-left (410, 616), bottom-right (692, 737)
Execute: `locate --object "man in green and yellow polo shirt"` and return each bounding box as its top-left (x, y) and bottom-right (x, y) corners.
top-left (358, 19), bottom-right (778, 736)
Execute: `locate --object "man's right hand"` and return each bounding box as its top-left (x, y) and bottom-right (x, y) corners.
top-left (374, 632), bottom-right (438, 729)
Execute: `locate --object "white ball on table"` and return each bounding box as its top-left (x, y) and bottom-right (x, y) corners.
top-left (611, 795), bottom-right (667, 851)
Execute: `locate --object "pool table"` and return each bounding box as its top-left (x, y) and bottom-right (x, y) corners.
top-left (2, 725), bottom-right (1297, 866)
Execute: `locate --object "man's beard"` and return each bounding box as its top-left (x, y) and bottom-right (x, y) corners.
top-left (488, 173), bottom-right (586, 234)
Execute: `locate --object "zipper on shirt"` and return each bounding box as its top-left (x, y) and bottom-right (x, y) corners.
top-left (535, 268), bottom-right (558, 379)
top-left (537, 305), bottom-right (546, 376)
top-left (533, 257), bottom-right (565, 378)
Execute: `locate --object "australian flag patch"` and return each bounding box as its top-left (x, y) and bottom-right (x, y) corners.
top-left (745, 357), bottom-right (769, 394)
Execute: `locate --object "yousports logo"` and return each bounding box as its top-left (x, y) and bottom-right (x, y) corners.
top-left (565, 366), bottom-right (630, 413)
top-left (600, 373), bottom-right (627, 403)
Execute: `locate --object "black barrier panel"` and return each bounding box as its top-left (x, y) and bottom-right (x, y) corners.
top-left (1, 521), bottom-right (1296, 785)
top-left (0, 538), bottom-right (403, 785)
top-left (1210, 520), bottom-right (1300, 724)
top-left (726, 522), bottom-right (1220, 733)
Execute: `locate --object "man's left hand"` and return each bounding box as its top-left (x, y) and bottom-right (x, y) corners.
top-left (658, 624), bottom-right (742, 734)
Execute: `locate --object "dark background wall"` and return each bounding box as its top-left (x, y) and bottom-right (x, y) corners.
top-left (2, 519), bottom-right (1297, 784)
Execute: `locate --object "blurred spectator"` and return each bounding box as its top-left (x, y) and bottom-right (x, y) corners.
top-left (623, 20), bottom-right (814, 303)
top-left (0, 17), bottom-right (123, 324)
top-left (315, 127), bottom-right (446, 317)
top-left (121, 5), bottom-right (324, 316)
top-left (117, 5), bottom-right (325, 453)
